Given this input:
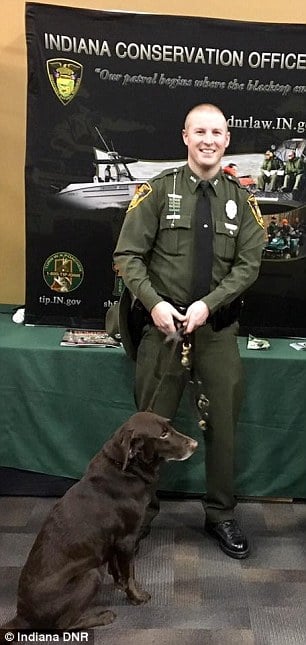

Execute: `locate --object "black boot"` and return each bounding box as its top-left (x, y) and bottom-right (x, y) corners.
top-left (206, 519), bottom-right (250, 559)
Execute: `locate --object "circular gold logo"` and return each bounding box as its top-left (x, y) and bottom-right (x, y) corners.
top-left (43, 252), bottom-right (84, 292)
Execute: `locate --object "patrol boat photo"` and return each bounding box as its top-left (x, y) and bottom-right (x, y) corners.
top-left (53, 128), bottom-right (186, 210)
top-left (54, 144), bottom-right (144, 210)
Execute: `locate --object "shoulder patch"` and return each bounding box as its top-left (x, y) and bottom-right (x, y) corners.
top-left (127, 182), bottom-right (152, 212)
top-left (247, 194), bottom-right (265, 229)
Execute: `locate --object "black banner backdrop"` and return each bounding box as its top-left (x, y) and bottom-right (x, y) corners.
top-left (24, 3), bottom-right (306, 334)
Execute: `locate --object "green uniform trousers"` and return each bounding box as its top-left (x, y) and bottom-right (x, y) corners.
top-left (135, 321), bottom-right (244, 525)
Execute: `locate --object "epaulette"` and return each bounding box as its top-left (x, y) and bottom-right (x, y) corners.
top-left (224, 172), bottom-right (249, 193)
top-left (151, 166), bottom-right (182, 182)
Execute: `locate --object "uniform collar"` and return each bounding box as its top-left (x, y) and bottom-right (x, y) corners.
top-left (184, 165), bottom-right (222, 196)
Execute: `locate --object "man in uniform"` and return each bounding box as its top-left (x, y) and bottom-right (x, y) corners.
top-left (281, 151), bottom-right (304, 194)
top-left (267, 216), bottom-right (278, 242)
top-left (113, 104), bottom-right (264, 559)
top-left (257, 149), bottom-right (283, 192)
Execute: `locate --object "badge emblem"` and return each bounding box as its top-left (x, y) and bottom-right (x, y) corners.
top-left (127, 182), bottom-right (152, 212)
top-left (43, 252), bottom-right (84, 292)
top-left (47, 59), bottom-right (83, 105)
top-left (225, 200), bottom-right (237, 220)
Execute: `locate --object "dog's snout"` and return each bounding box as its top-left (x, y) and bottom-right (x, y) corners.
top-left (178, 431), bottom-right (198, 452)
top-left (189, 438), bottom-right (198, 451)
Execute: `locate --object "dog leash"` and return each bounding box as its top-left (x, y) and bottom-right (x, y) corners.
top-left (174, 327), bottom-right (210, 430)
top-left (147, 325), bottom-right (209, 430)
top-left (146, 328), bottom-right (180, 413)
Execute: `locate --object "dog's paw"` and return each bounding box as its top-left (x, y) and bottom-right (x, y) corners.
top-left (100, 610), bottom-right (116, 625)
top-left (128, 589), bottom-right (151, 605)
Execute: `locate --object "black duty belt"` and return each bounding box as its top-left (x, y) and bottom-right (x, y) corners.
top-left (157, 296), bottom-right (242, 332)
top-left (128, 296), bottom-right (242, 350)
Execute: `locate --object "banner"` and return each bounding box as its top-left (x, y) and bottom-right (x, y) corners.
top-left (25, 3), bottom-right (306, 334)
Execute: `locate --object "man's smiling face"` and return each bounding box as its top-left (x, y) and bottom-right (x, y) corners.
top-left (182, 105), bottom-right (230, 179)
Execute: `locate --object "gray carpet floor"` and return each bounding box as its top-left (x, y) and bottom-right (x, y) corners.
top-left (1, 496), bottom-right (306, 644)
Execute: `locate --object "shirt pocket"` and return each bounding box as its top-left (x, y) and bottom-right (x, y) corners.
top-left (214, 221), bottom-right (239, 260)
top-left (159, 213), bottom-right (192, 255)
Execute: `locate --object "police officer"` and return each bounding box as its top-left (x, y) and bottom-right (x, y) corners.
top-left (267, 216), bottom-right (278, 242)
top-left (113, 104), bottom-right (264, 559)
top-left (104, 164), bottom-right (112, 182)
top-left (281, 151), bottom-right (304, 193)
top-left (257, 150), bottom-right (283, 192)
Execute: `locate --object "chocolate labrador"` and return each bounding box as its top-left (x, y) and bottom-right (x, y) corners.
top-left (2, 412), bottom-right (197, 630)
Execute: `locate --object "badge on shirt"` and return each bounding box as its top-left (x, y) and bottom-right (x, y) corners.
top-left (247, 194), bottom-right (265, 229)
top-left (166, 193), bottom-right (182, 219)
top-left (127, 182), bottom-right (152, 212)
top-left (225, 200), bottom-right (237, 220)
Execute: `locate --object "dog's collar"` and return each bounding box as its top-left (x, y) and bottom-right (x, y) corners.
top-left (102, 450), bottom-right (124, 470)
top-left (103, 449), bottom-right (160, 483)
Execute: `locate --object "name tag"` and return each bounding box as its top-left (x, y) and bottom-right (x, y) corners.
top-left (166, 193), bottom-right (182, 219)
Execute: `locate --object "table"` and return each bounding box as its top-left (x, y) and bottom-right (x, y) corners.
top-left (1, 307), bottom-right (306, 498)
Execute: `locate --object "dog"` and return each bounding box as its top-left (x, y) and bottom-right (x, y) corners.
top-left (2, 412), bottom-right (197, 630)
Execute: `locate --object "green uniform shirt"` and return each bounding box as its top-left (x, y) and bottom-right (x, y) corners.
top-left (260, 158), bottom-right (282, 173)
top-left (284, 157), bottom-right (304, 176)
top-left (114, 164), bottom-right (265, 315)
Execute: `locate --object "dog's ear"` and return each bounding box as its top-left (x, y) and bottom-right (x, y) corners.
top-left (121, 433), bottom-right (144, 471)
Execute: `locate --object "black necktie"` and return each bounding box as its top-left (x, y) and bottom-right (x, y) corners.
top-left (191, 180), bottom-right (213, 301)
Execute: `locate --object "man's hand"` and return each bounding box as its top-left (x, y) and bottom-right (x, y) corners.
top-left (151, 301), bottom-right (186, 335)
top-left (183, 300), bottom-right (210, 334)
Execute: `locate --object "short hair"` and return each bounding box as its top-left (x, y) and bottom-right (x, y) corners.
top-left (184, 103), bottom-right (227, 131)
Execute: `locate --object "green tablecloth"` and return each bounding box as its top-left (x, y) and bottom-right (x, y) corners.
top-left (1, 308), bottom-right (306, 498)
